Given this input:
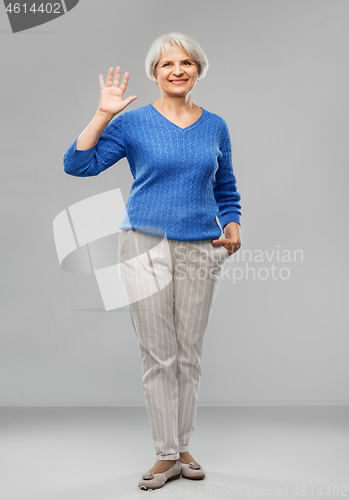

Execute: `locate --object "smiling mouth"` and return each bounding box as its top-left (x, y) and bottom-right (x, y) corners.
top-left (169, 79), bottom-right (188, 84)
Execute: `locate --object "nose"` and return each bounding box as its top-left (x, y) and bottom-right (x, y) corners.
top-left (172, 64), bottom-right (184, 76)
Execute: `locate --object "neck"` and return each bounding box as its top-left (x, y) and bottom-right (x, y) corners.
top-left (154, 93), bottom-right (196, 115)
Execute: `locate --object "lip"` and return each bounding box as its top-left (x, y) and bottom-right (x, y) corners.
top-left (169, 79), bottom-right (188, 85)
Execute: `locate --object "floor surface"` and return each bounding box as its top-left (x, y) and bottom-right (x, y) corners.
top-left (0, 406), bottom-right (348, 499)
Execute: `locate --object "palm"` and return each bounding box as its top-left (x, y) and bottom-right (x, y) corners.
top-left (98, 66), bottom-right (137, 116)
top-left (100, 86), bottom-right (124, 115)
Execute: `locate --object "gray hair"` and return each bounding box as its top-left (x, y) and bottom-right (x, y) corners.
top-left (145, 32), bottom-right (209, 82)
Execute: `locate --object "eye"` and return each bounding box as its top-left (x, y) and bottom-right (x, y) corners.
top-left (183, 61), bottom-right (192, 65)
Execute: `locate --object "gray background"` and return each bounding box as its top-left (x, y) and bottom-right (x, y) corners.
top-left (1, 0), bottom-right (348, 406)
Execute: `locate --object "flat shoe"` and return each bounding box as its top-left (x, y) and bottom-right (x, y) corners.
top-left (179, 460), bottom-right (205, 480)
top-left (138, 460), bottom-right (181, 490)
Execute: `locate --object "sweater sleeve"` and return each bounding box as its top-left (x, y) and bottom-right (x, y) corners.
top-left (213, 120), bottom-right (242, 228)
top-left (63, 113), bottom-right (127, 177)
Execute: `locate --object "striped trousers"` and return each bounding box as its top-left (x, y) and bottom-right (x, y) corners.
top-left (118, 228), bottom-right (230, 461)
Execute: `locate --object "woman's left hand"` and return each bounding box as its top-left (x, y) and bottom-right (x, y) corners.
top-left (212, 221), bottom-right (241, 256)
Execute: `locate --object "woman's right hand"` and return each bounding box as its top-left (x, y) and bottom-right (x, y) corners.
top-left (98, 66), bottom-right (137, 118)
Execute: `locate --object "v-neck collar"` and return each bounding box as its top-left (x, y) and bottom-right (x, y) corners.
top-left (149, 103), bottom-right (207, 131)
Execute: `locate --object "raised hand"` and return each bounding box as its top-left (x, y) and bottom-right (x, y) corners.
top-left (98, 66), bottom-right (137, 117)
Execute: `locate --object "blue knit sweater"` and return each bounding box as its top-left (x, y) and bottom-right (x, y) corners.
top-left (63, 103), bottom-right (242, 241)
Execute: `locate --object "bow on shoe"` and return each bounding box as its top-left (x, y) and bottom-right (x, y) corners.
top-left (189, 461), bottom-right (201, 470)
top-left (142, 472), bottom-right (155, 480)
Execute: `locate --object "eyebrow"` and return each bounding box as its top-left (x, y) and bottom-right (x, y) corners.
top-left (160, 58), bottom-right (194, 63)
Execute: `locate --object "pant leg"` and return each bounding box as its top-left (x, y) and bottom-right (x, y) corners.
top-left (172, 239), bottom-right (228, 452)
top-left (119, 229), bottom-right (180, 461)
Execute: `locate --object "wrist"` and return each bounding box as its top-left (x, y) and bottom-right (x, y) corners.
top-left (223, 221), bottom-right (240, 238)
top-left (95, 108), bottom-right (115, 124)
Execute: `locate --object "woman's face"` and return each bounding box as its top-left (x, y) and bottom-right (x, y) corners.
top-left (154, 45), bottom-right (199, 98)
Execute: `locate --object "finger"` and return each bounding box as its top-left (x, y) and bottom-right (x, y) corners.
top-left (119, 72), bottom-right (130, 94)
top-left (99, 74), bottom-right (106, 90)
top-left (113, 66), bottom-right (121, 87)
top-left (122, 95), bottom-right (138, 107)
top-left (231, 243), bottom-right (240, 254)
top-left (212, 239), bottom-right (227, 245)
top-left (106, 67), bottom-right (114, 87)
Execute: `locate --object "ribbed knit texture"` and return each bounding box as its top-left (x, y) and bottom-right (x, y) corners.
top-left (63, 103), bottom-right (242, 241)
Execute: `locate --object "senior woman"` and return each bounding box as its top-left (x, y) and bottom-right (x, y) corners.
top-left (63, 32), bottom-right (242, 490)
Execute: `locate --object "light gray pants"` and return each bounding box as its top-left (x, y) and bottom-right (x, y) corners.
top-left (118, 228), bottom-right (229, 461)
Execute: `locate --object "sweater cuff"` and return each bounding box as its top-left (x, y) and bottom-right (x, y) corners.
top-left (63, 138), bottom-right (97, 176)
top-left (220, 213), bottom-right (241, 229)
top-left (72, 138), bottom-right (96, 163)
